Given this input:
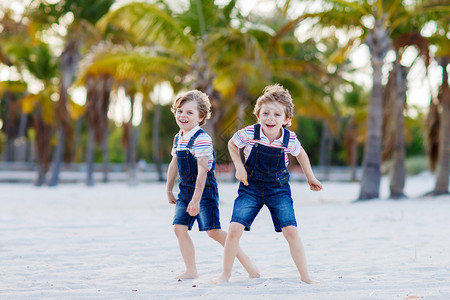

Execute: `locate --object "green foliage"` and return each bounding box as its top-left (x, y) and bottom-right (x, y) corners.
top-left (405, 115), bottom-right (426, 157)
top-left (108, 124), bottom-right (125, 163)
top-left (137, 104), bottom-right (179, 164)
top-left (295, 116), bottom-right (322, 164)
top-left (30, 0), bottom-right (114, 25)
top-left (405, 156), bottom-right (428, 175)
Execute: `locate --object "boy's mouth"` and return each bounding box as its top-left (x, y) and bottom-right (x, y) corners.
top-left (265, 124), bottom-right (276, 128)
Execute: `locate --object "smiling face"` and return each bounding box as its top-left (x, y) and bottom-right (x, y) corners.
top-left (256, 102), bottom-right (291, 140)
top-left (175, 100), bottom-right (204, 134)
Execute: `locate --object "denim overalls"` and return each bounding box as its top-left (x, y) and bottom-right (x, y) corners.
top-left (231, 124), bottom-right (297, 232)
top-left (172, 129), bottom-right (221, 231)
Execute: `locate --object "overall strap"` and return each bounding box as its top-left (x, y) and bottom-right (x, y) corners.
top-left (281, 128), bottom-right (290, 148)
top-left (253, 124), bottom-right (261, 140)
top-left (186, 129), bottom-right (205, 149)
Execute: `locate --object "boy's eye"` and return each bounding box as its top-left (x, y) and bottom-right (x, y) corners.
top-left (275, 113), bottom-right (280, 117)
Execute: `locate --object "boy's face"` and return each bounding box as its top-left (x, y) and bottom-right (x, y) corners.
top-left (257, 102), bottom-right (290, 138)
top-left (175, 100), bottom-right (204, 134)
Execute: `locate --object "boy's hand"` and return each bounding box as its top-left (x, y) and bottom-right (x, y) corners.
top-left (235, 166), bottom-right (249, 186)
top-left (186, 200), bottom-right (200, 216)
top-left (307, 178), bottom-right (322, 192)
top-left (167, 191), bottom-right (177, 204)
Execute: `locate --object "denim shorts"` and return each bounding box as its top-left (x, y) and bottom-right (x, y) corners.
top-left (173, 185), bottom-right (221, 231)
top-left (230, 180), bottom-right (297, 232)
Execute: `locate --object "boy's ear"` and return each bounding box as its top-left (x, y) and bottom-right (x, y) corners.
top-left (283, 117), bottom-right (291, 126)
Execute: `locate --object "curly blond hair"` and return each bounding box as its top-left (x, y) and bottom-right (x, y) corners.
top-left (171, 90), bottom-right (211, 126)
top-left (253, 84), bottom-right (294, 127)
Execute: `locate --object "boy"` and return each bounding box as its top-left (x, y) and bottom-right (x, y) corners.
top-left (166, 90), bottom-right (259, 279)
top-left (212, 84), bottom-right (322, 284)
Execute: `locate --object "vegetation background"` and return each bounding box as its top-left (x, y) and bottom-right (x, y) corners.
top-left (0, 0), bottom-right (448, 200)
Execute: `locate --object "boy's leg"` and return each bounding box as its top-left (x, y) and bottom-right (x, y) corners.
top-left (281, 225), bottom-right (313, 284)
top-left (173, 224), bottom-right (198, 279)
top-left (206, 229), bottom-right (260, 278)
top-left (210, 222), bottom-right (246, 283)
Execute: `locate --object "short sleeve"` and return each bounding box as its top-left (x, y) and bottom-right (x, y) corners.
top-left (232, 126), bottom-right (251, 149)
top-left (193, 133), bottom-right (213, 157)
top-left (288, 131), bottom-right (301, 156)
top-left (171, 134), bottom-right (177, 157)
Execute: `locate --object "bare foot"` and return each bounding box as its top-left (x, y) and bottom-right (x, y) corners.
top-left (209, 273), bottom-right (230, 284)
top-left (301, 277), bottom-right (318, 284)
top-left (244, 258), bottom-right (260, 278)
top-left (176, 271), bottom-right (199, 279)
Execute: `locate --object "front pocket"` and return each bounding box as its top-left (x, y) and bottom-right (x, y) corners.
top-left (254, 150), bottom-right (282, 174)
top-left (177, 155), bottom-right (191, 177)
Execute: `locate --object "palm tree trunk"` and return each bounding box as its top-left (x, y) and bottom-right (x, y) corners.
top-left (15, 113), bottom-right (28, 161)
top-left (48, 128), bottom-right (65, 186)
top-left (102, 127), bottom-right (109, 183)
top-left (3, 91), bottom-right (15, 161)
top-left (128, 94), bottom-right (138, 185)
top-left (433, 58), bottom-right (450, 195)
top-left (153, 100), bottom-right (164, 181)
top-left (389, 61), bottom-right (407, 199)
top-left (33, 114), bottom-right (52, 186)
top-left (47, 40), bottom-right (79, 186)
top-left (358, 21), bottom-right (391, 200)
top-left (71, 117), bottom-right (83, 163)
top-left (86, 128), bottom-right (95, 186)
top-left (101, 77), bottom-right (112, 183)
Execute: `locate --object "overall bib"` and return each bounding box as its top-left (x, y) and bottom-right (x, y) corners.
top-left (245, 124), bottom-right (290, 186)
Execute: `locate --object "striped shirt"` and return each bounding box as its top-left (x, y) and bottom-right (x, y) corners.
top-left (171, 125), bottom-right (214, 171)
top-left (232, 124), bottom-right (301, 166)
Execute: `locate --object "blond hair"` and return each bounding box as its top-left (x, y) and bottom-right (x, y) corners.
top-left (171, 90), bottom-right (211, 126)
top-left (253, 84), bottom-right (294, 127)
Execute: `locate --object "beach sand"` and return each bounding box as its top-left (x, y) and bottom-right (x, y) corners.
top-left (0, 171), bottom-right (449, 299)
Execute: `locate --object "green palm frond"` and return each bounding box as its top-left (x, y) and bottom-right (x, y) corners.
top-left (98, 3), bottom-right (193, 56)
top-left (76, 48), bottom-right (189, 86)
top-left (0, 80), bottom-right (27, 98)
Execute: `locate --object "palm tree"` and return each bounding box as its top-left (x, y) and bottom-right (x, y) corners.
top-left (422, 0), bottom-right (450, 195)
top-left (0, 51), bottom-right (59, 185)
top-left (0, 81), bottom-right (27, 161)
top-left (25, 0), bottom-right (115, 186)
top-left (13, 42), bottom-right (59, 185)
top-left (0, 9), bottom-right (60, 184)
top-left (98, 0), bottom-right (248, 142)
top-left (432, 56), bottom-right (449, 195)
top-left (314, 0), bottom-right (447, 200)
top-left (382, 22), bottom-right (430, 198)
top-left (75, 45), bottom-right (189, 184)
top-left (0, 8), bottom-right (31, 162)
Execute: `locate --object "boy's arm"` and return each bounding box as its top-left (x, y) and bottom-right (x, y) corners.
top-left (166, 157), bottom-right (178, 204)
top-left (228, 138), bottom-right (248, 186)
top-left (186, 156), bottom-right (208, 216)
top-left (295, 147), bottom-right (322, 191)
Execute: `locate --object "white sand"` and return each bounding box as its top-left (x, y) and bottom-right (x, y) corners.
top-left (0, 172), bottom-right (449, 299)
